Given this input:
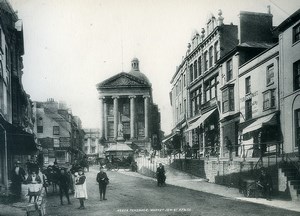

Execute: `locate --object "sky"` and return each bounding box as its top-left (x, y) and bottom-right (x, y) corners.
top-left (9, 0), bottom-right (300, 134)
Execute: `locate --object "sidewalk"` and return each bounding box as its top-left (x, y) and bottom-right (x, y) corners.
top-left (118, 165), bottom-right (300, 213)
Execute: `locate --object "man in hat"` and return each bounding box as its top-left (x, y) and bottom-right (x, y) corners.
top-left (10, 161), bottom-right (26, 200)
top-left (96, 166), bottom-right (109, 201)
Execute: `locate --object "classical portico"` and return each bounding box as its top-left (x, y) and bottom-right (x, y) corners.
top-left (96, 58), bottom-right (155, 151)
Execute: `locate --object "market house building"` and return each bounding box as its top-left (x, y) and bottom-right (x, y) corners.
top-left (96, 58), bottom-right (162, 154)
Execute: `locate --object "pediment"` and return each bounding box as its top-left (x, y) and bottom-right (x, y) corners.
top-left (97, 72), bottom-right (150, 89)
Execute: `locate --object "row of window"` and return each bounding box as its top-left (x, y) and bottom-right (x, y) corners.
top-left (37, 125), bottom-right (60, 134)
top-left (190, 41), bottom-right (219, 83)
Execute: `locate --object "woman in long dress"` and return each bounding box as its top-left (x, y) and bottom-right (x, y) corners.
top-left (74, 169), bottom-right (88, 209)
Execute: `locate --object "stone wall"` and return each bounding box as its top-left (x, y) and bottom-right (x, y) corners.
top-left (167, 158), bottom-right (278, 191)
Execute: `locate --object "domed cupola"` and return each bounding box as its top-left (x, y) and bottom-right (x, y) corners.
top-left (129, 58), bottom-right (151, 86)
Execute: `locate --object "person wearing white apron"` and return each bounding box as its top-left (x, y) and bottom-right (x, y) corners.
top-left (74, 168), bottom-right (88, 209)
top-left (26, 171), bottom-right (42, 203)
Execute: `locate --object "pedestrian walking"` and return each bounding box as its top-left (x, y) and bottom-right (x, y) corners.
top-left (25, 171), bottom-right (42, 203)
top-left (96, 166), bottom-right (109, 201)
top-left (10, 161), bottom-right (26, 200)
top-left (58, 168), bottom-right (71, 205)
top-left (156, 163), bottom-right (166, 187)
top-left (74, 168), bottom-right (88, 209)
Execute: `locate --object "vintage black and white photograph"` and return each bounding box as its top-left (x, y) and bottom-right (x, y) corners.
top-left (0, 0), bottom-right (300, 215)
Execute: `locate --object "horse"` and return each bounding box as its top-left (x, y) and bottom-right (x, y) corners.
top-left (44, 165), bottom-right (60, 193)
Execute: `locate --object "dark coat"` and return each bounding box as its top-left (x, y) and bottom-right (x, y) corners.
top-left (156, 166), bottom-right (165, 177)
top-left (11, 166), bottom-right (26, 183)
top-left (58, 173), bottom-right (70, 188)
top-left (96, 171), bottom-right (109, 185)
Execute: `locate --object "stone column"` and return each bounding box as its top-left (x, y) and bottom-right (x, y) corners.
top-left (143, 95), bottom-right (150, 139)
top-left (129, 96), bottom-right (136, 139)
top-left (104, 101), bottom-right (108, 140)
top-left (99, 97), bottom-right (104, 139)
top-left (113, 96), bottom-right (119, 139)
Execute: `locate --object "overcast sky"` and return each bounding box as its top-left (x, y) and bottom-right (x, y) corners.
top-left (9, 0), bottom-right (300, 134)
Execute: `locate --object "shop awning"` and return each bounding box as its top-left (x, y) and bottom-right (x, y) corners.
top-left (242, 113), bottom-right (277, 134)
top-left (185, 108), bottom-right (217, 132)
top-left (0, 116), bottom-right (38, 155)
top-left (105, 143), bottom-right (133, 152)
top-left (162, 133), bottom-right (178, 143)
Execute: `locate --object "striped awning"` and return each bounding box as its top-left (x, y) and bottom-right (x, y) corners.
top-left (243, 113), bottom-right (277, 134)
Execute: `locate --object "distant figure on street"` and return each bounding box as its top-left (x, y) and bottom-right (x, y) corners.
top-left (26, 171), bottom-right (42, 203)
top-left (10, 161), bottom-right (26, 200)
top-left (58, 169), bottom-right (71, 205)
top-left (96, 166), bottom-right (109, 201)
top-left (74, 168), bottom-right (88, 209)
top-left (156, 163), bottom-right (166, 187)
top-left (257, 167), bottom-right (273, 200)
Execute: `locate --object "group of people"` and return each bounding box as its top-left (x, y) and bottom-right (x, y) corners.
top-left (10, 158), bottom-right (169, 210)
top-left (10, 160), bottom-right (42, 203)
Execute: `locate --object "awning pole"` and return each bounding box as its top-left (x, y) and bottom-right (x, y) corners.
top-left (4, 129), bottom-right (8, 194)
top-left (0, 123), bottom-right (8, 193)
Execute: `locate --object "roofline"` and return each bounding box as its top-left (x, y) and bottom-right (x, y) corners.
top-left (274, 9), bottom-right (300, 32)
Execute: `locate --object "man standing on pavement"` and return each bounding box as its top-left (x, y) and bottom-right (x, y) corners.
top-left (10, 161), bottom-right (26, 200)
top-left (156, 163), bottom-right (166, 187)
top-left (96, 166), bottom-right (109, 201)
top-left (58, 168), bottom-right (71, 205)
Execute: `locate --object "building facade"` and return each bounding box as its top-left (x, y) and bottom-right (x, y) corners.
top-left (33, 99), bottom-right (85, 165)
top-left (0, 0), bottom-right (37, 191)
top-left (277, 9), bottom-right (300, 158)
top-left (83, 128), bottom-right (104, 162)
top-left (96, 58), bottom-right (162, 154)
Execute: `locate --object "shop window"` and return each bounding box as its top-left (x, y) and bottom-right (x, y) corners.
top-left (266, 64), bottom-right (274, 85)
top-left (263, 89), bottom-right (276, 110)
top-left (37, 126), bottom-right (43, 133)
top-left (204, 51), bottom-right (208, 71)
top-left (222, 87), bottom-right (234, 113)
top-left (194, 60), bottom-right (198, 79)
top-left (245, 99), bottom-right (252, 120)
top-left (294, 60), bottom-right (300, 91)
top-left (214, 41), bottom-right (219, 63)
top-left (293, 23), bottom-right (300, 43)
top-left (209, 46), bottom-right (213, 68)
top-left (53, 126), bottom-right (60, 135)
top-left (245, 76), bottom-right (251, 94)
top-left (190, 64), bottom-right (194, 82)
top-left (226, 59), bottom-right (233, 82)
top-left (198, 56), bottom-right (202, 75)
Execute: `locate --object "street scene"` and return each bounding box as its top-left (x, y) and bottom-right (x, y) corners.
top-left (45, 166), bottom-right (300, 216)
top-left (0, 0), bottom-right (300, 216)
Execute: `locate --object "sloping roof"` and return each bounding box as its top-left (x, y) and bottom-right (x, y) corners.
top-left (105, 143), bottom-right (133, 152)
top-left (96, 72), bottom-right (151, 89)
top-left (275, 9), bottom-right (300, 32)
